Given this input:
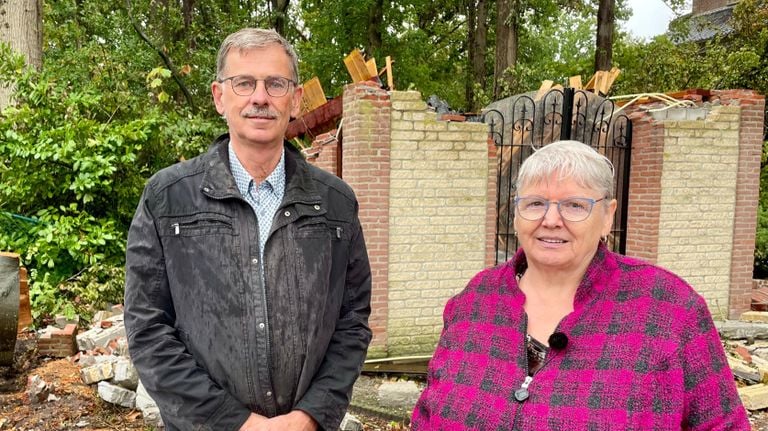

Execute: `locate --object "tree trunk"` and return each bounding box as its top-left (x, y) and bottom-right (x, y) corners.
top-left (367, 0), bottom-right (384, 56)
top-left (270, 0), bottom-right (290, 36)
top-left (182, 0), bottom-right (196, 50)
top-left (0, 0), bottom-right (43, 109)
top-left (594, 0), bottom-right (615, 71)
top-left (466, 0), bottom-right (489, 111)
top-left (494, 0), bottom-right (518, 100)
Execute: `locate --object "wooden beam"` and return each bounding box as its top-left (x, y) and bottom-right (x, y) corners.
top-left (569, 75), bottom-right (583, 90)
top-left (584, 73), bottom-right (597, 90)
top-left (365, 58), bottom-right (377, 79)
top-left (534, 80), bottom-right (554, 101)
top-left (299, 76), bottom-right (327, 116)
top-left (385, 56), bottom-right (394, 90)
top-left (601, 67), bottom-right (621, 95)
top-left (343, 48), bottom-right (374, 83)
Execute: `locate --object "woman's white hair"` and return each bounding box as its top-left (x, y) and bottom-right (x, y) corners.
top-left (216, 28), bottom-right (299, 82)
top-left (516, 140), bottom-right (615, 199)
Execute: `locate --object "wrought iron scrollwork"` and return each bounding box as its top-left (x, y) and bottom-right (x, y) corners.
top-left (541, 89), bottom-right (565, 147)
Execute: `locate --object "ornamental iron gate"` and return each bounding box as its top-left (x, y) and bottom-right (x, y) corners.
top-left (484, 88), bottom-right (633, 264)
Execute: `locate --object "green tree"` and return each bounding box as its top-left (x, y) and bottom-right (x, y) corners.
top-left (613, 0), bottom-right (768, 275)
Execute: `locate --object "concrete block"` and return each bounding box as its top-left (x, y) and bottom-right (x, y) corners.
top-left (136, 381), bottom-right (163, 427)
top-left (81, 362), bottom-right (115, 385)
top-left (339, 413), bottom-right (363, 431)
top-left (27, 375), bottom-right (51, 404)
top-left (76, 318), bottom-right (126, 351)
top-left (377, 380), bottom-right (422, 409)
top-left (715, 320), bottom-right (768, 340)
top-left (742, 312), bottom-right (768, 323)
top-left (91, 310), bottom-right (113, 325)
top-left (390, 91), bottom-right (423, 102)
top-left (97, 381), bottom-right (136, 409)
top-left (54, 314), bottom-right (80, 329)
top-left (112, 357), bottom-right (139, 390)
top-left (739, 383), bottom-right (768, 410)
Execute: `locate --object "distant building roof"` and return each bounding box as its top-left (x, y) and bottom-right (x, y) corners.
top-left (672, 5), bottom-right (736, 43)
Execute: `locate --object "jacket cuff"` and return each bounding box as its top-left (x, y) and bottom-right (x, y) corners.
top-left (295, 390), bottom-right (343, 431)
top-left (206, 395), bottom-right (252, 431)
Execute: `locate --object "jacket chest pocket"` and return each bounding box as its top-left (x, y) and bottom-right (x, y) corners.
top-left (159, 212), bottom-right (237, 237)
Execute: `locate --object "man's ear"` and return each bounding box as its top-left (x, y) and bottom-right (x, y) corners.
top-left (211, 81), bottom-right (225, 115)
top-left (290, 85), bottom-right (304, 119)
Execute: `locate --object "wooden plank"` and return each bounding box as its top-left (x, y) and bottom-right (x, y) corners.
top-left (18, 267), bottom-right (31, 332)
top-left (365, 58), bottom-right (378, 79)
top-left (534, 80), bottom-right (554, 101)
top-left (600, 67), bottom-right (621, 95)
top-left (569, 75), bottom-right (583, 90)
top-left (363, 362), bottom-right (428, 375)
top-left (593, 71), bottom-right (607, 95)
top-left (385, 56), bottom-right (394, 90)
top-left (299, 76), bottom-right (327, 115)
top-left (344, 48), bottom-right (374, 83)
top-left (584, 73), bottom-right (597, 90)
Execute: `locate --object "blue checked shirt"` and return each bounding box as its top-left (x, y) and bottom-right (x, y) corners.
top-left (228, 144), bottom-right (286, 263)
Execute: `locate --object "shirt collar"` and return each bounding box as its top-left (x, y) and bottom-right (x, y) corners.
top-left (228, 143), bottom-right (286, 197)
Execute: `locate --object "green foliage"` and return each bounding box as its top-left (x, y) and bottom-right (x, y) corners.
top-left (613, 0), bottom-right (768, 275)
top-left (0, 39), bottom-right (219, 322)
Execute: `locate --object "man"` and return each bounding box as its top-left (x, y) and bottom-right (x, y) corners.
top-left (124, 28), bottom-right (372, 431)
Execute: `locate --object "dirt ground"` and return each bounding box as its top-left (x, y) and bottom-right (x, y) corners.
top-left (3, 333), bottom-right (768, 431)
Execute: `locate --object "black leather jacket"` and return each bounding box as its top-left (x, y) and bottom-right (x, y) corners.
top-left (124, 135), bottom-right (372, 431)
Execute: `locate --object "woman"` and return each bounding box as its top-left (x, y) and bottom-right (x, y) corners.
top-left (411, 141), bottom-right (748, 430)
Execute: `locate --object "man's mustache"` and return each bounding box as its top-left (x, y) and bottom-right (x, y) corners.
top-left (242, 107), bottom-right (278, 119)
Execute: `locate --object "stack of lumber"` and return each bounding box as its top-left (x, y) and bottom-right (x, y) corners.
top-left (534, 67), bottom-right (621, 101)
top-left (297, 48), bottom-right (394, 120)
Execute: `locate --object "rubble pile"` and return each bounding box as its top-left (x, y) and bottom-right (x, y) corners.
top-left (722, 313), bottom-right (768, 412)
top-left (27, 305), bottom-right (363, 430)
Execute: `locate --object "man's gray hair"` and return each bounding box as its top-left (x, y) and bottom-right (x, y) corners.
top-left (516, 140), bottom-right (615, 199)
top-left (216, 28), bottom-right (299, 82)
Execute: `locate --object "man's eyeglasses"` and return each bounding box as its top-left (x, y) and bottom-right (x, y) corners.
top-left (514, 196), bottom-right (607, 222)
top-left (218, 75), bottom-right (295, 97)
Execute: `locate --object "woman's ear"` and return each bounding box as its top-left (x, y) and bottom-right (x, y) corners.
top-left (602, 198), bottom-right (618, 236)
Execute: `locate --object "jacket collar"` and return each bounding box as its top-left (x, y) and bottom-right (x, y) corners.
top-left (201, 133), bottom-right (321, 206)
top-left (511, 242), bottom-right (613, 309)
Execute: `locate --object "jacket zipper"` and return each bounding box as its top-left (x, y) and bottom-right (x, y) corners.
top-left (510, 317), bottom-right (561, 430)
top-left (257, 221), bottom-right (275, 412)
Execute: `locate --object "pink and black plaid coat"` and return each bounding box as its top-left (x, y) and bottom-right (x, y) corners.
top-left (411, 244), bottom-right (749, 430)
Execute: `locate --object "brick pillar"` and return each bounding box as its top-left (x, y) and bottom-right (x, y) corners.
top-left (304, 131), bottom-right (339, 176)
top-left (715, 90), bottom-right (766, 318)
top-left (486, 138), bottom-right (498, 268)
top-left (625, 111), bottom-right (665, 262)
top-left (342, 82), bottom-right (391, 356)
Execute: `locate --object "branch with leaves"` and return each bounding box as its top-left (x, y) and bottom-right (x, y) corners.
top-left (124, 0), bottom-right (196, 113)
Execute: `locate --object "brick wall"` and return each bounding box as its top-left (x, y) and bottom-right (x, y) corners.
top-left (626, 92), bottom-right (765, 320)
top-left (716, 90), bottom-right (765, 318)
top-left (625, 113), bottom-right (665, 262)
top-left (652, 106), bottom-right (740, 319)
top-left (306, 84), bottom-right (490, 357)
top-left (303, 131), bottom-right (339, 176)
top-left (340, 82), bottom-right (392, 357)
top-left (386, 91), bottom-right (489, 355)
top-left (37, 324), bottom-right (78, 358)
